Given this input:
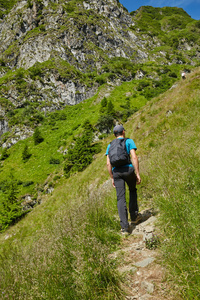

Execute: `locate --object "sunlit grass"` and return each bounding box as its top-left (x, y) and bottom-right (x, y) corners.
top-left (0, 68), bottom-right (200, 298)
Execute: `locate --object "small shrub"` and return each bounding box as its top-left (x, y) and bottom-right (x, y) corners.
top-left (59, 112), bottom-right (67, 120)
top-left (145, 234), bottom-right (160, 250)
top-left (99, 97), bottom-right (108, 114)
top-left (33, 127), bottom-right (44, 145)
top-left (95, 75), bottom-right (107, 85)
top-left (137, 80), bottom-right (150, 91)
top-left (29, 65), bottom-right (42, 79)
top-left (30, 112), bottom-right (44, 124)
top-left (27, 0), bottom-right (33, 9)
top-left (64, 122), bottom-right (101, 177)
top-left (15, 69), bottom-right (25, 84)
top-left (63, 3), bottom-right (75, 13)
top-left (22, 144), bottom-right (31, 162)
top-left (48, 182), bottom-right (54, 188)
top-left (95, 114), bottom-right (114, 133)
top-left (0, 58), bottom-right (5, 66)
top-left (0, 173), bottom-right (25, 232)
top-left (49, 158), bottom-right (60, 164)
top-left (169, 72), bottom-right (177, 78)
top-left (0, 148), bottom-right (9, 161)
top-left (22, 181), bottom-right (34, 187)
top-left (106, 100), bottom-right (115, 116)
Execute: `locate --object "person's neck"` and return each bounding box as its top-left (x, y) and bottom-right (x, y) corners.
top-left (117, 135), bottom-right (124, 138)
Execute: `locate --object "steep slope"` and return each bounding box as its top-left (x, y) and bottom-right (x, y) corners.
top-left (0, 1), bottom-right (199, 229)
top-left (131, 6), bottom-right (200, 65)
top-left (0, 67), bottom-right (199, 299)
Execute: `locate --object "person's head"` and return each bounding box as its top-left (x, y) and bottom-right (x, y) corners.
top-left (113, 124), bottom-right (125, 137)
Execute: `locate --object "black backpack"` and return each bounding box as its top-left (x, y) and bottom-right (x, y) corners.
top-left (108, 138), bottom-right (131, 167)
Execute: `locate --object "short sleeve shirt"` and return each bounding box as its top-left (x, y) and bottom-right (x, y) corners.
top-left (106, 138), bottom-right (137, 169)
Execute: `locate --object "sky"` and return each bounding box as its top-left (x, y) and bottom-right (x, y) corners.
top-left (119, 0), bottom-right (200, 20)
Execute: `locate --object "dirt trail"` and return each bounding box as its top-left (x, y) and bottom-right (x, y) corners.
top-left (110, 209), bottom-right (175, 300)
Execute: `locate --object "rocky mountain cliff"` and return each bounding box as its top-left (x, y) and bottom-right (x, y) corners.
top-left (0, 0), bottom-right (200, 143)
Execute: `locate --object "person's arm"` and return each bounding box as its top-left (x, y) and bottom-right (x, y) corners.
top-left (106, 155), bottom-right (115, 187)
top-left (130, 149), bottom-right (141, 184)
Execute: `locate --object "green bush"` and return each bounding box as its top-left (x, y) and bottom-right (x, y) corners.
top-left (137, 80), bottom-right (150, 91)
top-left (33, 127), bottom-right (44, 145)
top-left (29, 65), bottom-right (43, 79)
top-left (27, 0), bottom-right (33, 9)
top-left (95, 114), bottom-right (115, 133)
top-left (95, 75), bottom-right (107, 85)
top-left (49, 158), bottom-right (60, 164)
top-left (106, 100), bottom-right (115, 116)
top-left (169, 72), bottom-right (177, 78)
top-left (0, 0), bottom-right (18, 18)
top-left (63, 2), bottom-right (75, 13)
top-left (22, 144), bottom-right (31, 162)
top-left (0, 173), bottom-right (25, 232)
top-left (22, 181), bottom-right (34, 187)
top-left (64, 122), bottom-right (101, 176)
top-left (99, 98), bottom-right (115, 117)
top-left (0, 58), bottom-right (5, 66)
top-left (99, 97), bottom-right (108, 114)
top-left (0, 148), bottom-right (9, 161)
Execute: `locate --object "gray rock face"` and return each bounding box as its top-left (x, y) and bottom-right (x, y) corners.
top-left (0, 0), bottom-right (199, 147)
top-left (0, 0), bottom-right (147, 72)
top-left (0, 120), bottom-right (9, 136)
top-left (0, 0), bottom-right (146, 130)
top-left (1, 126), bottom-right (34, 148)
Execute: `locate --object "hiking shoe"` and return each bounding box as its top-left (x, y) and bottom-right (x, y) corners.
top-left (131, 213), bottom-right (142, 225)
top-left (120, 227), bottom-right (130, 236)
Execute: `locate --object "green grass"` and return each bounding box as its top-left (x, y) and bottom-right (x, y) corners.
top-left (0, 160), bottom-right (123, 299)
top-left (2, 64), bottom-right (174, 198)
top-left (131, 67), bottom-right (200, 298)
top-left (1, 67), bottom-right (200, 299)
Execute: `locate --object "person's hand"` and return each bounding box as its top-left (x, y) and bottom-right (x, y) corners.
top-left (112, 178), bottom-right (115, 188)
top-left (136, 174), bottom-right (141, 185)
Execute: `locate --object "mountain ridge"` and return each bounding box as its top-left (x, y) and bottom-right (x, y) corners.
top-left (0, 1), bottom-right (199, 147)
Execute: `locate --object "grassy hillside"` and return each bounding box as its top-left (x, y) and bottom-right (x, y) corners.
top-left (0, 62), bottom-right (187, 200)
top-left (130, 6), bottom-right (200, 66)
top-left (0, 68), bottom-right (200, 299)
top-left (132, 68), bottom-right (200, 298)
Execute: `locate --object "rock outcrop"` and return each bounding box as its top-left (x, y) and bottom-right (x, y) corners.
top-left (0, 0), bottom-right (199, 144)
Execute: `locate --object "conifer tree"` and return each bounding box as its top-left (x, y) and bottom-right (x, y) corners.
top-left (64, 120), bottom-right (101, 177)
top-left (22, 144), bottom-right (31, 162)
top-left (33, 127), bottom-right (44, 145)
top-left (0, 148), bottom-right (9, 161)
top-left (99, 97), bottom-right (108, 114)
top-left (0, 172), bottom-right (25, 232)
top-left (106, 100), bottom-right (115, 116)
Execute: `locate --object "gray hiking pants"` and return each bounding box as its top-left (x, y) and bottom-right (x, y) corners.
top-left (113, 166), bottom-right (138, 230)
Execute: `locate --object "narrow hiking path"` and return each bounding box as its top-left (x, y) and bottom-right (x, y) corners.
top-left (110, 209), bottom-right (176, 300)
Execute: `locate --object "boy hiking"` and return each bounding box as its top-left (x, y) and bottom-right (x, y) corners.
top-left (106, 125), bottom-right (141, 235)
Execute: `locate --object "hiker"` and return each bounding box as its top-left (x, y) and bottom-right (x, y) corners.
top-left (181, 72), bottom-right (186, 79)
top-left (106, 125), bottom-right (141, 235)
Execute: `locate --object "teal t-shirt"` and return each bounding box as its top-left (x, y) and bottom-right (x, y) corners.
top-left (106, 138), bottom-right (137, 169)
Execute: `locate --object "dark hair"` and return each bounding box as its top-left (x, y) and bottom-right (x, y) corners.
top-left (114, 131), bottom-right (123, 137)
